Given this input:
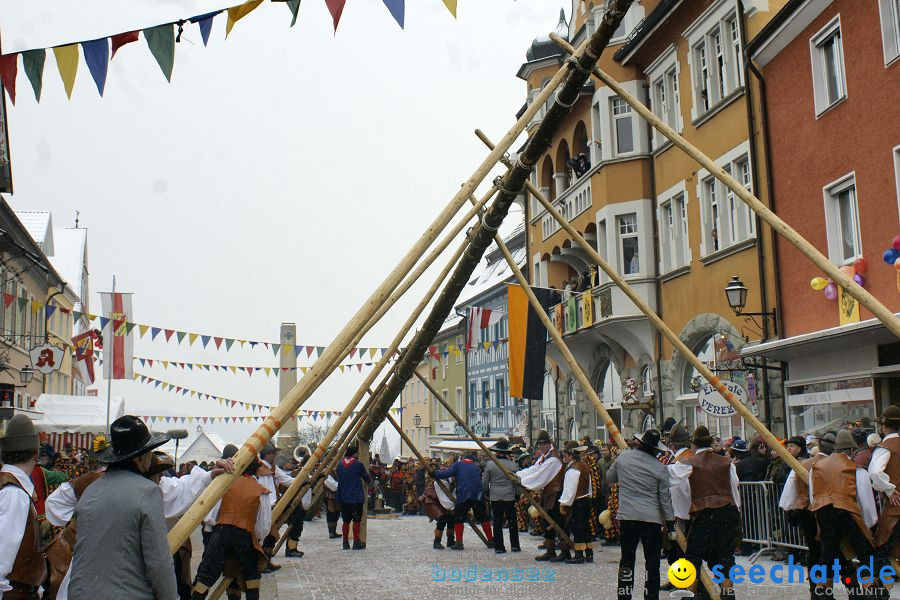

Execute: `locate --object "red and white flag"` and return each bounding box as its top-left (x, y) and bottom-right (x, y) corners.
top-left (100, 292), bottom-right (134, 380)
top-left (72, 330), bottom-right (100, 384)
top-left (465, 306), bottom-right (503, 351)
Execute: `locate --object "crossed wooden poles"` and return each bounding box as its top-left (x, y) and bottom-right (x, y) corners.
top-left (170, 2), bottom-right (899, 598)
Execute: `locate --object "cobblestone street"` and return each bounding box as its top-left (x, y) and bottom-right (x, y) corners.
top-left (227, 514), bottom-right (867, 600)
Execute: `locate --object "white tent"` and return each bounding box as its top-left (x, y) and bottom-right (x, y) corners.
top-left (32, 394), bottom-right (125, 449)
top-left (178, 431), bottom-right (228, 466)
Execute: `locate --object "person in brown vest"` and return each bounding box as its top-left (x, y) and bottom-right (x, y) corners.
top-left (0, 414), bottom-right (47, 600)
top-left (191, 455), bottom-right (272, 600)
top-left (811, 429), bottom-right (884, 599)
top-left (516, 430), bottom-right (565, 561)
top-left (870, 405), bottom-right (900, 563)
top-left (558, 442), bottom-right (594, 565)
top-left (669, 425), bottom-right (740, 599)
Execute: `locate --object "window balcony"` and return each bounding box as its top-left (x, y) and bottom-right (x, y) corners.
top-left (549, 279), bottom-right (657, 334)
top-left (541, 172), bottom-right (592, 241)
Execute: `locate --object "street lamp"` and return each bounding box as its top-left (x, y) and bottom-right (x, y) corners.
top-left (19, 365), bottom-right (34, 386)
top-left (723, 275), bottom-right (777, 339)
top-left (413, 413), bottom-right (421, 428)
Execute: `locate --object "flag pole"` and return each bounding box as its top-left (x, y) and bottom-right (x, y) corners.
top-left (106, 274), bottom-right (115, 433)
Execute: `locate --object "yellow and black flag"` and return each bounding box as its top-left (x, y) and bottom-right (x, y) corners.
top-left (507, 283), bottom-right (550, 399)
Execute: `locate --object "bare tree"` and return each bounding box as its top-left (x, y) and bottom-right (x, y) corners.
top-left (296, 422), bottom-right (328, 447)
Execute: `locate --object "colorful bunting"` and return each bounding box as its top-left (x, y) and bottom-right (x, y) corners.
top-left (132, 355), bottom-right (387, 376)
top-left (53, 45), bottom-right (79, 98)
top-left (226, 1), bottom-right (263, 37)
top-left (22, 49), bottom-right (46, 102)
top-left (189, 12), bottom-right (221, 46)
top-left (144, 24), bottom-right (175, 82)
top-left (0, 53), bottom-right (18, 104)
top-left (81, 38), bottom-right (109, 96)
top-left (110, 31), bottom-right (140, 57)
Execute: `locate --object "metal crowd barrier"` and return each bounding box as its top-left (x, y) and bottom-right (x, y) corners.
top-left (738, 480), bottom-right (807, 563)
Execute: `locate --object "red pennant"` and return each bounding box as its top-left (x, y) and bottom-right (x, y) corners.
top-left (0, 53), bottom-right (17, 105)
top-left (147, 359), bottom-right (154, 367)
top-left (246, 367), bottom-right (253, 377)
top-left (356, 363), bottom-right (362, 372)
top-left (110, 31), bottom-right (140, 57)
top-left (306, 345), bottom-right (314, 358)
top-left (350, 348), bottom-right (357, 360)
top-left (164, 329), bottom-right (175, 341)
top-left (325, 0), bottom-right (347, 31)
top-left (3, 293), bottom-right (13, 309)
top-left (214, 337), bottom-right (223, 349)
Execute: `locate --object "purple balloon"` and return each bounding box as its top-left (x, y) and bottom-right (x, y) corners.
top-left (853, 273), bottom-right (865, 287)
top-left (824, 283), bottom-right (838, 301)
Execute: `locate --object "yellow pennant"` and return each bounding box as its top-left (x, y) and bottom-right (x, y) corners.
top-left (229, 366), bottom-right (237, 374)
top-left (301, 367), bottom-right (308, 374)
top-left (187, 416), bottom-right (194, 423)
top-left (139, 324), bottom-right (149, 338)
top-left (53, 45), bottom-right (79, 99)
top-left (339, 365), bottom-right (345, 373)
top-left (226, 0), bottom-right (263, 37)
top-left (264, 367), bottom-right (271, 376)
top-left (369, 348), bottom-right (377, 359)
top-left (442, 0), bottom-right (457, 18)
top-left (188, 333), bottom-right (199, 346)
top-left (162, 361), bottom-right (169, 368)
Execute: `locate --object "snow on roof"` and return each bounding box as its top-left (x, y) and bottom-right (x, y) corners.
top-left (49, 227), bottom-right (87, 306)
top-left (456, 245), bottom-right (527, 308)
top-left (33, 394), bottom-right (125, 434)
top-left (15, 210), bottom-right (54, 255)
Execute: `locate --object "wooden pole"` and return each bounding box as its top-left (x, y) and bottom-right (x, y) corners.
top-left (413, 371), bottom-right (574, 548)
top-left (549, 33), bottom-right (900, 339)
top-left (465, 190), bottom-right (720, 598)
top-left (385, 412), bottom-right (491, 547)
top-left (356, 0), bottom-right (637, 445)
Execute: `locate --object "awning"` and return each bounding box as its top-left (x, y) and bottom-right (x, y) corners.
top-left (32, 394), bottom-right (125, 434)
top-left (430, 439), bottom-right (498, 451)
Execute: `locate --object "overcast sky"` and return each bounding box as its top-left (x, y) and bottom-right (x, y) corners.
top-left (0, 0), bottom-right (564, 454)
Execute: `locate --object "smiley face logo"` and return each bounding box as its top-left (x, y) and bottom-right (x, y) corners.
top-left (667, 559), bottom-right (697, 589)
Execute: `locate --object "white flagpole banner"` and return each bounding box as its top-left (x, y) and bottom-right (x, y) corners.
top-left (100, 291), bottom-right (134, 380)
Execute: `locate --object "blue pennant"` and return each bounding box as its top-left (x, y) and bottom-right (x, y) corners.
top-left (81, 38), bottom-right (110, 96)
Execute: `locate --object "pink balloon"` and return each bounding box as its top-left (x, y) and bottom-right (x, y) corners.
top-left (853, 273), bottom-right (865, 287)
top-left (824, 283), bottom-right (838, 301)
top-left (893, 235), bottom-right (900, 251)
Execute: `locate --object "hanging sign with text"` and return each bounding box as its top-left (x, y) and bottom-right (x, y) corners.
top-left (698, 381), bottom-right (749, 418)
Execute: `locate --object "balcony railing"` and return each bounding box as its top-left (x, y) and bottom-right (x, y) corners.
top-left (541, 173), bottom-right (592, 241)
top-left (549, 279), bottom-right (656, 334)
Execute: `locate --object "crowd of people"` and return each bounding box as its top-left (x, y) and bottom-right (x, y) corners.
top-left (5, 408), bottom-right (900, 599)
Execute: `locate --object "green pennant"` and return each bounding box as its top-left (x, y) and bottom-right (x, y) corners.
top-left (22, 49), bottom-right (45, 102)
top-left (176, 331), bottom-right (187, 344)
top-left (125, 322), bottom-right (136, 335)
top-left (144, 24), bottom-right (175, 82)
top-left (73, 311), bottom-right (83, 322)
top-left (286, 0), bottom-right (301, 26)
top-left (225, 338), bottom-right (235, 351)
top-left (16, 297), bottom-right (26, 310)
top-left (271, 344), bottom-right (280, 357)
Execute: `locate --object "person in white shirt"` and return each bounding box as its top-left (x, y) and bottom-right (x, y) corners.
top-left (256, 443), bottom-right (295, 571)
top-left (516, 430), bottom-right (564, 562)
top-left (0, 414), bottom-right (45, 600)
top-left (870, 405), bottom-right (900, 583)
top-left (558, 442), bottom-right (594, 565)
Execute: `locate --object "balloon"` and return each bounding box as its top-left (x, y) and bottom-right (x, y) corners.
top-left (824, 283), bottom-right (838, 301)
top-left (810, 277), bottom-right (828, 291)
top-left (884, 249), bottom-right (899, 265)
top-left (893, 235), bottom-right (900, 251)
top-left (853, 258), bottom-right (867, 274)
top-left (895, 257), bottom-right (900, 271)
top-left (853, 273), bottom-right (865, 287)
top-left (839, 265), bottom-right (855, 278)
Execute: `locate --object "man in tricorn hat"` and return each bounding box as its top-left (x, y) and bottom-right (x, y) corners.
top-left (558, 442), bottom-right (595, 564)
top-left (0, 414), bottom-right (47, 600)
top-left (870, 405), bottom-right (900, 567)
top-left (669, 425), bottom-right (740, 599)
top-left (608, 429), bottom-right (673, 599)
top-left (67, 415), bottom-right (174, 600)
top-left (516, 430), bottom-right (565, 561)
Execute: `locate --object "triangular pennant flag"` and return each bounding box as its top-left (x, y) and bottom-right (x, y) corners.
top-left (162, 360), bottom-right (169, 369)
top-left (125, 322), bottom-right (136, 335)
top-left (0, 53), bottom-right (18, 104)
top-left (214, 337), bottom-right (223, 349)
top-left (441, 0), bottom-right (457, 17)
top-left (369, 348), bottom-right (378, 359)
top-left (226, 1), bottom-right (263, 37)
top-left (147, 359), bottom-right (154, 367)
top-left (271, 344), bottom-right (280, 357)
top-left (381, 348), bottom-right (388, 356)
top-left (294, 346), bottom-right (302, 358)
top-left (44, 305), bottom-right (57, 320)
top-left (22, 49), bottom-right (45, 102)
top-left (139, 358), bottom-right (146, 367)
top-left (151, 327), bottom-right (162, 340)
top-left (143, 24), bottom-right (175, 82)
top-left (139, 324), bottom-right (149, 338)
top-left (249, 341), bottom-right (257, 349)
top-left (264, 367), bottom-right (271, 376)
top-left (164, 329), bottom-right (175, 341)
top-left (225, 338), bottom-right (235, 351)
top-left (306, 346), bottom-right (314, 358)
top-left (356, 363), bottom-right (362, 372)
top-left (301, 367), bottom-right (308, 374)
top-left (339, 365), bottom-right (345, 373)
top-left (99, 316), bottom-right (110, 329)
top-left (72, 310), bottom-right (83, 322)
top-left (383, 0), bottom-right (404, 28)
top-left (53, 44), bottom-right (79, 99)
top-left (317, 346), bottom-right (325, 356)
top-left (245, 367), bottom-right (253, 377)
top-left (325, 0), bottom-right (347, 31)
top-left (2, 294), bottom-right (12, 309)
top-left (110, 31), bottom-right (140, 57)
top-left (189, 11), bottom-right (221, 46)
top-left (286, 0), bottom-right (302, 27)
top-left (201, 335), bottom-right (211, 348)
top-left (229, 366), bottom-right (237, 374)
top-left (350, 348), bottom-right (357, 360)
top-left (189, 333), bottom-right (199, 346)
top-left (81, 38), bottom-right (109, 96)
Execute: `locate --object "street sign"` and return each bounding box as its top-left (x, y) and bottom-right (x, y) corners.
top-left (698, 381), bottom-right (749, 418)
top-left (30, 343), bottom-right (65, 375)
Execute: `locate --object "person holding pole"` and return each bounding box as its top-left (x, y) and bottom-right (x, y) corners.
top-left (433, 450), bottom-right (493, 551)
top-left (422, 459), bottom-right (456, 550)
top-left (482, 439), bottom-right (520, 554)
top-left (558, 442), bottom-right (595, 565)
top-left (668, 426), bottom-right (740, 599)
top-left (255, 443), bottom-right (293, 571)
top-left (336, 444), bottom-right (370, 550)
top-left (607, 430), bottom-right (673, 599)
top-left (517, 430), bottom-right (565, 562)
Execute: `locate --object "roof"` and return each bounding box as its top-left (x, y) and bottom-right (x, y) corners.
top-left (526, 8), bottom-right (569, 62)
top-left (49, 227), bottom-right (87, 307)
top-left (32, 394), bottom-right (125, 434)
top-left (430, 439), bottom-right (497, 451)
top-left (456, 224), bottom-right (526, 308)
top-left (746, 0), bottom-right (826, 67)
top-left (613, 0), bottom-right (682, 64)
top-left (14, 210), bottom-right (53, 253)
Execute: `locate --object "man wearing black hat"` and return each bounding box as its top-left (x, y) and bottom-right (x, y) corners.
top-left (482, 439), bottom-right (519, 554)
top-left (517, 430), bottom-right (565, 561)
top-left (67, 415), bottom-right (175, 600)
top-left (559, 442), bottom-right (595, 565)
top-left (0, 414), bottom-right (47, 600)
top-left (669, 426), bottom-right (741, 599)
top-left (607, 430), bottom-right (674, 600)
top-left (870, 405), bottom-right (900, 580)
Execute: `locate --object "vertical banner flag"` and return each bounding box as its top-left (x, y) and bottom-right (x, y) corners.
top-left (565, 295), bottom-right (577, 334)
top-left (507, 284), bottom-right (550, 400)
top-left (101, 292), bottom-right (134, 380)
top-left (465, 306), bottom-right (503, 351)
top-left (72, 330), bottom-right (99, 384)
top-left (838, 286), bottom-right (861, 325)
top-left (582, 290), bottom-right (593, 328)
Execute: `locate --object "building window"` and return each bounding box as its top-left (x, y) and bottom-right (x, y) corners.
top-left (879, 0), bottom-right (900, 64)
top-left (495, 376), bottom-right (505, 408)
top-left (824, 174), bottom-right (862, 265)
top-left (810, 17), bottom-right (846, 116)
top-left (688, 7), bottom-right (743, 118)
top-left (617, 213), bottom-right (640, 276)
top-left (482, 380), bottom-right (490, 409)
top-left (649, 61), bottom-right (681, 148)
top-left (641, 366), bottom-right (652, 397)
top-left (611, 96), bottom-right (634, 155)
top-left (469, 382), bottom-right (476, 411)
top-left (456, 387), bottom-right (463, 416)
top-left (700, 154), bottom-right (754, 255)
top-left (659, 191), bottom-right (690, 273)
